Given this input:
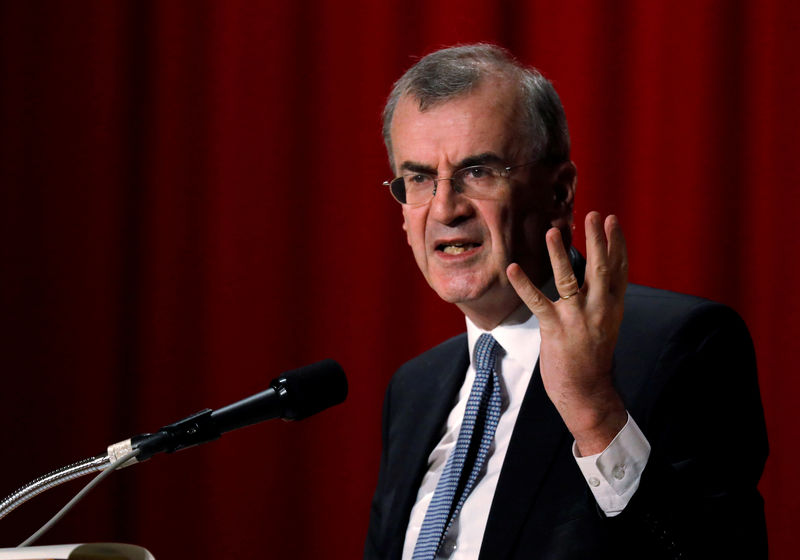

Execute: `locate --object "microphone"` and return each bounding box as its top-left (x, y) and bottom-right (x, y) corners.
top-left (128, 359), bottom-right (347, 461)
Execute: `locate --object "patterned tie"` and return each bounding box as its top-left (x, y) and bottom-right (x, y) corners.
top-left (412, 333), bottom-right (502, 560)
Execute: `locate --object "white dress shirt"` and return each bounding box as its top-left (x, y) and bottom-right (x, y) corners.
top-left (401, 307), bottom-right (651, 560)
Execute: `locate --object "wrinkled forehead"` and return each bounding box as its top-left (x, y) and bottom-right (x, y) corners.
top-left (389, 83), bottom-right (528, 172)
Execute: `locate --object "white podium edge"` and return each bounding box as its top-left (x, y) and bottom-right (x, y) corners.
top-left (0, 543), bottom-right (155, 559)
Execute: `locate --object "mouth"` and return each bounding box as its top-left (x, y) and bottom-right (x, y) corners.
top-left (436, 241), bottom-right (482, 255)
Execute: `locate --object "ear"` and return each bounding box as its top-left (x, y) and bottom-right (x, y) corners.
top-left (549, 161), bottom-right (577, 231)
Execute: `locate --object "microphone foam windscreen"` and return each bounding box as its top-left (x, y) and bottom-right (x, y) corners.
top-left (274, 359), bottom-right (348, 420)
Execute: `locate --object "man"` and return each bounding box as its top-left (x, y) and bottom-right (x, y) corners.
top-left (365, 44), bottom-right (767, 559)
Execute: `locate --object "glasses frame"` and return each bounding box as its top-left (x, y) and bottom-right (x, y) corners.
top-left (382, 161), bottom-right (540, 206)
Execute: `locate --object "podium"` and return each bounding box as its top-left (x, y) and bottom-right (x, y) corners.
top-left (0, 543), bottom-right (154, 559)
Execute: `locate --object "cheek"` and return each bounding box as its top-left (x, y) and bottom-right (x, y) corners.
top-left (508, 191), bottom-right (550, 249)
top-left (402, 209), bottom-right (427, 251)
top-left (520, 218), bottom-right (547, 256)
top-left (483, 204), bottom-right (514, 256)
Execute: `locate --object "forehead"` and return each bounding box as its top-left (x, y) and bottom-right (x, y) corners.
top-left (390, 80), bottom-right (523, 171)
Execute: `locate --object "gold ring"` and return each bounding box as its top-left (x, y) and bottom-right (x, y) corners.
top-left (560, 290), bottom-right (580, 300)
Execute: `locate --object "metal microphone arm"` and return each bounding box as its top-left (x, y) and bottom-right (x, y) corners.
top-left (0, 407), bottom-right (217, 523)
top-left (0, 439), bottom-right (136, 523)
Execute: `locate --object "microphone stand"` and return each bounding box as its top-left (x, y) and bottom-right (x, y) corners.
top-left (0, 403), bottom-right (237, 523)
top-left (0, 405), bottom-right (218, 523)
top-left (0, 439), bottom-right (136, 522)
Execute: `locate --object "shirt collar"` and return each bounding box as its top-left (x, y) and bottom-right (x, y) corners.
top-left (466, 305), bottom-right (541, 374)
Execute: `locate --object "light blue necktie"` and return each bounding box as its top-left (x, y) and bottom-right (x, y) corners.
top-left (412, 333), bottom-right (502, 559)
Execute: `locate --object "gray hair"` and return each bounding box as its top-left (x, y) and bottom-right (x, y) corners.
top-left (382, 44), bottom-right (570, 171)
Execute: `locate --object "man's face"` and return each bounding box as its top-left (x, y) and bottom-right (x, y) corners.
top-left (389, 78), bottom-right (574, 327)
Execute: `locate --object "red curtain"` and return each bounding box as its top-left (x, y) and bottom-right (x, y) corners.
top-left (1, 1), bottom-right (797, 557)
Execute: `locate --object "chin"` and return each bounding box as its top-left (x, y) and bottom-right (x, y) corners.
top-left (432, 287), bottom-right (479, 304)
top-left (430, 274), bottom-right (496, 305)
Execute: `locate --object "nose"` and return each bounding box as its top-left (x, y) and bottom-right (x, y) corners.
top-left (428, 176), bottom-right (473, 226)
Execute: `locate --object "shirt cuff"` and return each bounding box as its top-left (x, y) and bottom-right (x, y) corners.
top-left (572, 413), bottom-right (651, 517)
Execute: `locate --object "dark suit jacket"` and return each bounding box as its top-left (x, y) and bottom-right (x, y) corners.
top-left (365, 283), bottom-right (768, 559)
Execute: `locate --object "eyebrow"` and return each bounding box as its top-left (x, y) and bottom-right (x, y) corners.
top-left (398, 161), bottom-right (437, 175)
top-left (398, 152), bottom-right (506, 176)
top-left (459, 152), bottom-right (505, 168)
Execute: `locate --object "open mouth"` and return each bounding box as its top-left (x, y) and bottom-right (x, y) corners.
top-left (436, 242), bottom-right (481, 255)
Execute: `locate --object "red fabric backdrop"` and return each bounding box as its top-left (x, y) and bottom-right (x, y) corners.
top-left (1, 0), bottom-right (798, 557)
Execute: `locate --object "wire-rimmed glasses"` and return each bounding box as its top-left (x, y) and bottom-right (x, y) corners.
top-left (382, 162), bottom-right (538, 206)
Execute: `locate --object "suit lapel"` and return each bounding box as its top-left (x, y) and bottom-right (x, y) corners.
top-left (384, 338), bottom-right (470, 559)
top-left (479, 361), bottom-right (570, 560)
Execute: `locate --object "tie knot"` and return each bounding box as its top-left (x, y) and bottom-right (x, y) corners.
top-left (474, 333), bottom-right (499, 373)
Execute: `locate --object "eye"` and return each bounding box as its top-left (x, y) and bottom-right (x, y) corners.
top-left (470, 166), bottom-right (489, 177)
top-left (406, 173), bottom-right (432, 185)
top-left (462, 166), bottom-right (496, 181)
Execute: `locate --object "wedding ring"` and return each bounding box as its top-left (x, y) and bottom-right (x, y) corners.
top-left (560, 290), bottom-right (580, 300)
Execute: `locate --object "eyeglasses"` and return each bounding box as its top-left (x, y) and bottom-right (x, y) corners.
top-left (383, 161), bottom-right (538, 206)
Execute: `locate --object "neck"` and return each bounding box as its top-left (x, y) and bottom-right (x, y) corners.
top-left (457, 293), bottom-right (525, 331)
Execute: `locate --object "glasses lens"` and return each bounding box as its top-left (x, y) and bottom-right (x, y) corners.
top-left (391, 174), bottom-right (435, 205)
top-left (389, 178), bottom-right (408, 204)
top-left (454, 166), bottom-right (502, 198)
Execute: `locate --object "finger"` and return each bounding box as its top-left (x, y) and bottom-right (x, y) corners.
top-left (507, 263), bottom-right (557, 322)
top-left (545, 227), bottom-right (581, 300)
top-left (585, 211), bottom-right (611, 308)
top-left (605, 215), bottom-right (628, 295)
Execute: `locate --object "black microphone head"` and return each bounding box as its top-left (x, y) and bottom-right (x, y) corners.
top-left (270, 359), bottom-right (347, 421)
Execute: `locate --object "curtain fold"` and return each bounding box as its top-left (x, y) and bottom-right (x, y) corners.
top-left (1, 1), bottom-right (797, 557)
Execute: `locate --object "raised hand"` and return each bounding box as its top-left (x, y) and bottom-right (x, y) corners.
top-left (507, 212), bottom-right (628, 456)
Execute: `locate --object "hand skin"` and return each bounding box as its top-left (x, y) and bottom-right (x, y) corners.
top-left (507, 212), bottom-right (629, 456)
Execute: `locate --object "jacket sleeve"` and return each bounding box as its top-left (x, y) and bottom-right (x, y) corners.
top-left (608, 302), bottom-right (768, 559)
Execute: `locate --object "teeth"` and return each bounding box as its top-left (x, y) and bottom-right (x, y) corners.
top-left (441, 243), bottom-right (477, 255)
